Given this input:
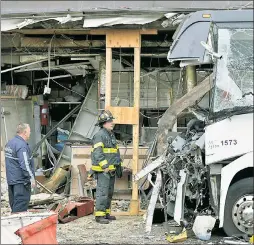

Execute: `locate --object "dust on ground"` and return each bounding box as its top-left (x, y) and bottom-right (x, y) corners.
top-left (57, 215), bottom-right (224, 244)
top-left (1, 196), bottom-right (224, 244)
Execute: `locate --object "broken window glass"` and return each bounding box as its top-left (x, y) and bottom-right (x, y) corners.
top-left (213, 28), bottom-right (253, 113)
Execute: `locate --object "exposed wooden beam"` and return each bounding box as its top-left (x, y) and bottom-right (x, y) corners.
top-left (157, 74), bottom-right (214, 155)
top-left (20, 37), bottom-right (104, 48)
top-left (90, 29), bottom-right (157, 35)
top-left (14, 37), bottom-right (171, 49)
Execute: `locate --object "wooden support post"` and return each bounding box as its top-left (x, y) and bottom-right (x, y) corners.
top-left (103, 29), bottom-right (157, 216)
top-left (129, 47), bottom-right (141, 215)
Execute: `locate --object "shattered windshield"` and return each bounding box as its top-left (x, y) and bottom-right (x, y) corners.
top-left (213, 28), bottom-right (253, 113)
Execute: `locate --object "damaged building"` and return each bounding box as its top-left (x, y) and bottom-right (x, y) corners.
top-left (1, 1), bottom-right (253, 244)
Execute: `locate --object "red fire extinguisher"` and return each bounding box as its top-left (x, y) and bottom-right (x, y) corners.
top-left (41, 103), bottom-right (49, 126)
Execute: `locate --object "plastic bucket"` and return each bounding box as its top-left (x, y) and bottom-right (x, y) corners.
top-left (15, 213), bottom-right (58, 244)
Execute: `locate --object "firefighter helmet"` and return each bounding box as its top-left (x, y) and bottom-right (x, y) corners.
top-left (95, 110), bottom-right (115, 126)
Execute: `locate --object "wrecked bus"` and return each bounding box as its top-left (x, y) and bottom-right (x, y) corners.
top-left (165, 10), bottom-right (253, 236)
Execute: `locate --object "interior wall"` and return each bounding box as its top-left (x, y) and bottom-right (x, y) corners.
top-left (1, 99), bottom-right (36, 148)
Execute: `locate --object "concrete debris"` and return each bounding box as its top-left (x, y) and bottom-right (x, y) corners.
top-left (223, 240), bottom-right (249, 245)
top-left (111, 200), bottom-right (130, 212)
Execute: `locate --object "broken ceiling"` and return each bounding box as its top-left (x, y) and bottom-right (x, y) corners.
top-left (1, 1), bottom-right (252, 31)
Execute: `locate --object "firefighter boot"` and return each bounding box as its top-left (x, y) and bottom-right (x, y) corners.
top-left (106, 214), bottom-right (116, 221)
top-left (95, 216), bottom-right (109, 224)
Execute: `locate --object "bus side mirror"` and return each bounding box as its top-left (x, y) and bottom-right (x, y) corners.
top-left (200, 41), bottom-right (222, 60)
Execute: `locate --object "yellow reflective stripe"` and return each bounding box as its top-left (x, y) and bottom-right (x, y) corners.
top-left (95, 211), bottom-right (106, 217)
top-left (99, 159), bottom-right (108, 167)
top-left (103, 148), bottom-right (118, 153)
top-left (91, 166), bottom-right (103, 172)
top-left (116, 145), bottom-right (119, 149)
top-left (106, 209), bottom-right (110, 214)
top-left (108, 165), bottom-right (116, 170)
top-left (93, 142), bottom-right (104, 149)
top-left (92, 165), bottom-right (116, 172)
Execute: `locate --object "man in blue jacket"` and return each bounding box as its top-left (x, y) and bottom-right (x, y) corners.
top-left (5, 123), bottom-right (36, 213)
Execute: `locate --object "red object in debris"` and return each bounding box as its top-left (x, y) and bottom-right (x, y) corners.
top-left (15, 214), bottom-right (58, 244)
top-left (51, 197), bottom-right (94, 223)
top-left (41, 103), bottom-right (49, 126)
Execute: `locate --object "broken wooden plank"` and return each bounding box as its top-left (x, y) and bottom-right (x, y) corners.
top-left (145, 170), bottom-right (162, 234)
top-left (133, 155), bottom-right (165, 182)
top-left (29, 193), bottom-right (65, 206)
top-left (157, 74), bottom-right (214, 155)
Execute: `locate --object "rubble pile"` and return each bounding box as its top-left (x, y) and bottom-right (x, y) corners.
top-left (111, 200), bottom-right (130, 212)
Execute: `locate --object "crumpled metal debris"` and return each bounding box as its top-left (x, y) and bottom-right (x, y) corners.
top-left (51, 197), bottom-right (94, 223)
top-left (136, 118), bottom-right (212, 233)
top-left (160, 119), bottom-right (208, 222)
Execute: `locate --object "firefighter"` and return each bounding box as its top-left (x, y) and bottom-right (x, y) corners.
top-left (91, 110), bottom-right (123, 224)
top-left (4, 123), bottom-right (35, 213)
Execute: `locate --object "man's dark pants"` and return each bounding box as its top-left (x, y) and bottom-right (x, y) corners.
top-left (8, 183), bottom-right (31, 213)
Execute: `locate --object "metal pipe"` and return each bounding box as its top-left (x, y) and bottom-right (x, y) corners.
top-left (186, 65), bottom-right (197, 93)
top-left (36, 180), bottom-right (53, 194)
top-left (1, 59), bottom-right (48, 74)
top-left (14, 62), bottom-right (90, 73)
top-left (49, 102), bottom-right (81, 104)
top-left (34, 74), bottom-right (72, 82)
